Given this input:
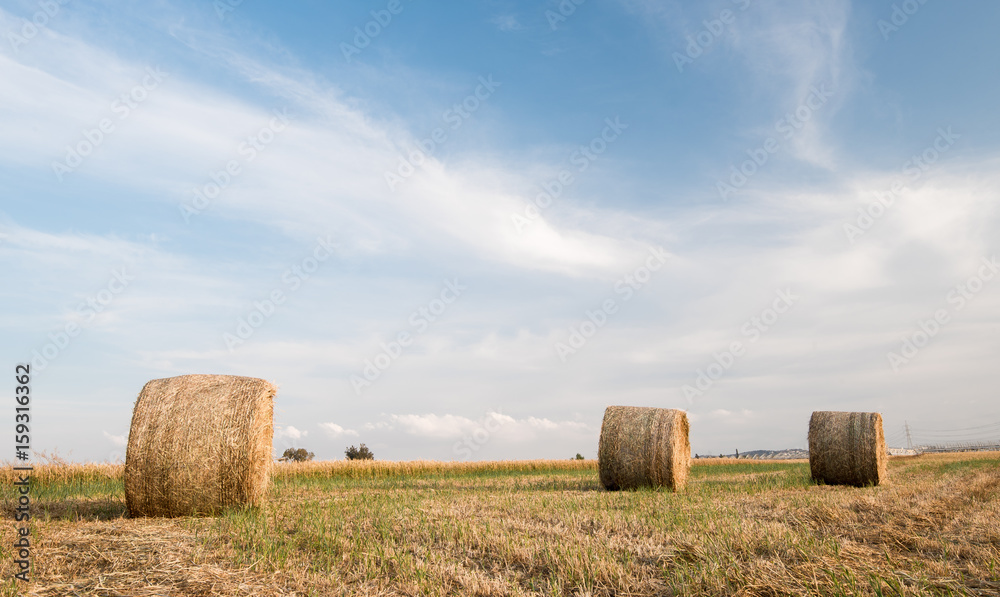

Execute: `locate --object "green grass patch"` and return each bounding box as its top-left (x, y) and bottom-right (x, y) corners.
top-left (899, 456), bottom-right (1000, 478)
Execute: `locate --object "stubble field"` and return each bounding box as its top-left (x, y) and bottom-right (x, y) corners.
top-left (1, 452), bottom-right (998, 596)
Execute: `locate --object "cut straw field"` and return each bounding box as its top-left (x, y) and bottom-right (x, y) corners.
top-left (1, 452), bottom-right (999, 596)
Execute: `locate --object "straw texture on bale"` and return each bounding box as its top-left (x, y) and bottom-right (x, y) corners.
top-left (598, 406), bottom-right (691, 491)
top-left (808, 411), bottom-right (887, 487)
top-left (125, 374), bottom-right (275, 517)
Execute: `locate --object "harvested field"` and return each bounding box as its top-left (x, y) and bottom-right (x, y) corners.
top-left (1, 452), bottom-right (998, 596)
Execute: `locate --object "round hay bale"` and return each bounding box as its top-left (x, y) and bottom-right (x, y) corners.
top-left (598, 406), bottom-right (691, 491)
top-left (125, 374), bottom-right (275, 517)
top-left (808, 411), bottom-right (887, 487)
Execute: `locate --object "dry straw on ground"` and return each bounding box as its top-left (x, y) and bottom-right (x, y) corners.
top-left (808, 410), bottom-right (887, 487)
top-left (598, 406), bottom-right (691, 491)
top-left (125, 374), bottom-right (275, 517)
top-left (3, 453), bottom-right (999, 596)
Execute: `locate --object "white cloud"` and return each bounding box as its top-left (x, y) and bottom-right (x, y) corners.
top-left (319, 422), bottom-right (359, 438)
top-left (707, 409), bottom-right (753, 418)
top-left (275, 425), bottom-right (308, 440)
top-left (383, 413), bottom-right (487, 439)
top-left (491, 14), bottom-right (522, 31)
top-left (369, 411), bottom-right (590, 441)
top-left (102, 431), bottom-right (127, 447)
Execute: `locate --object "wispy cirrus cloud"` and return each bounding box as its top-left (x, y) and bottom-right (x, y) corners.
top-left (621, 0), bottom-right (853, 167)
top-left (0, 7), bottom-right (647, 279)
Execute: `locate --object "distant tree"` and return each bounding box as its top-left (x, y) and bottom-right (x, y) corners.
top-left (574, 453), bottom-right (585, 460)
top-left (280, 447), bottom-right (315, 462)
top-left (345, 443), bottom-right (374, 461)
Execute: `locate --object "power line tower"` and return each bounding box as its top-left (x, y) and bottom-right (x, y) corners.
top-left (904, 421), bottom-right (913, 450)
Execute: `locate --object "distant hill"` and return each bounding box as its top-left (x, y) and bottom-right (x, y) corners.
top-left (695, 449), bottom-right (809, 460)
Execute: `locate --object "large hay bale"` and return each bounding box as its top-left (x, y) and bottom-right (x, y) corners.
top-left (808, 411), bottom-right (887, 487)
top-left (125, 374), bottom-right (275, 517)
top-left (598, 406), bottom-right (691, 491)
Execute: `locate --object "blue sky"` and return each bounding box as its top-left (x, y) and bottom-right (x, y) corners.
top-left (2, 0), bottom-right (998, 462)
